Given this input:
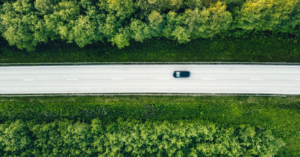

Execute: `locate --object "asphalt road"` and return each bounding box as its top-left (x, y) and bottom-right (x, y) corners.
top-left (0, 65), bottom-right (300, 94)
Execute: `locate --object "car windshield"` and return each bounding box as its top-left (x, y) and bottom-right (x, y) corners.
top-left (176, 72), bottom-right (180, 77)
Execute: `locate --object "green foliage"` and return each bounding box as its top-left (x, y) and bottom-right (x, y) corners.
top-left (34, 0), bottom-right (58, 15)
top-left (0, 118), bottom-right (286, 156)
top-left (0, 95), bottom-right (299, 155)
top-left (99, 0), bottom-right (136, 20)
top-left (30, 120), bottom-right (63, 156)
top-left (0, 0), bottom-right (39, 51)
top-left (184, 8), bottom-right (200, 35)
top-left (0, 4), bottom-right (5, 34)
top-left (33, 18), bottom-right (54, 43)
top-left (80, 0), bottom-right (98, 18)
top-left (0, 120), bottom-right (32, 156)
top-left (171, 26), bottom-right (191, 43)
top-left (12, 0), bottom-right (32, 13)
top-left (163, 2), bottom-right (232, 43)
top-left (234, 0), bottom-right (299, 31)
top-left (183, 0), bottom-right (203, 9)
top-left (110, 27), bottom-right (130, 49)
top-left (80, 0), bottom-right (107, 44)
top-left (194, 1), bottom-right (233, 38)
top-left (162, 10), bottom-right (177, 39)
top-left (97, 14), bottom-right (120, 41)
top-left (1, 0), bottom-right (300, 51)
top-left (44, 1), bottom-right (80, 43)
top-left (0, 29), bottom-right (299, 63)
top-left (128, 18), bottom-right (152, 42)
top-left (72, 15), bottom-right (97, 48)
top-left (59, 120), bottom-right (94, 156)
top-left (161, 9), bottom-right (193, 43)
top-left (135, 0), bottom-right (183, 18)
top-left (147, 10), bottom-right (164, 37)
top-left (272, 0), bottom-right (300, 38)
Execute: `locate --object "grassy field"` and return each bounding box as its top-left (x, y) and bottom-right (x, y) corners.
top-left (0, 95), bottom-right (299, 156)
top-left (0, 31), bottom-right (300, 63)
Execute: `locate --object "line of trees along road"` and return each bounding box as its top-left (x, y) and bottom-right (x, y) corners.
top-left (0, 118), bottom-right (285, 156)
top-left (0, 0), bottom-right (299, 51)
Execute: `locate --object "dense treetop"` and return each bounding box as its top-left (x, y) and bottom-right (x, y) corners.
top-left (0, 118), bottom-right (285, 156)
top-left (0, 0), bottom-right (299, 51)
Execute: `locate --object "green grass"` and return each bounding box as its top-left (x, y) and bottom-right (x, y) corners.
top-left (0, 31), bottom-right (300, 63)
top-left (0, 95), bottom-right (299, 156)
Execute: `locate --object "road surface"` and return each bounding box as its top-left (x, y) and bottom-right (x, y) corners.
top-left (0, 65), bottom-right (300, 94)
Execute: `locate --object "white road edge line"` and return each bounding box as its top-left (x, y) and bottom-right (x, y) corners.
top-left (155, 78), bottom-right (169, 79)
top-left (23, 79), bottom-right (35, 81)
top-left (111, 78), bottom-right (125, 80)
top-left (66, 79), bottom-right (78, 81)
top-left (250, 79), bottom-right (263, 80)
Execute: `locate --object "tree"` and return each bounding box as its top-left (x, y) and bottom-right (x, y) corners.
top-left (30, 121), bottom-right (62, 156)
top-left (234, 0), bottom-right (298, 32)
top-left (12, 0), bottom-right (32, 14)
top-left (161, 8), bottom-right (192, 43)
top-left (34, 0), bottom-right (60, 44)
top-left (272, 0), bottom-right (300, 37)
top-left (99, 0), bottom-right (136, 21)
top-left (33, 18), bottom-right (55, 43)
top-left (44, 1), bottom-right (80, 43)
top-left (34, 0), bottom-right (59, 15)
top-left (0, 5), bottom-right (4, 34)
top-left (97, 0), bottom-right (137, 49)
top-left (0, 0), bottom-right (40, 51)
top-left (147, 10), bottom-right (165, 37)
top-left (193, 1), bottom-right (233, 39)
top-left (60, 121), bottom-right (93, 156)
top-left (162, 5), bottom-right (232, 43)
top-left (162, 10), bottom-right (177, 39)
top-left (128, 18), bottom-right (152, 42)
top-left (80, 0), bottom-right (98, 18)
top-left (135, 0), bottom-right (183, 18)
top-left (72, 15), bottom-right (97, 48)
top-left (184, 7), bottom-right (200, 34)
top-left (110, 27), bottom-right (130, 49)
top-left (171, 26), bottom-right (191, 44)
top-left (0, 120), bottom-right (31, 154)
top-left (97, 13), bottom-right (121, 41)
top-left (183, 0), bottom-right (203, 10)
top-left (91, 118), bottom-right (105, 155)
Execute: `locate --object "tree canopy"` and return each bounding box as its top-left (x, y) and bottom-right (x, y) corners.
top-left (0, 118), bottom-right (286, 156)
top-left (0, 0), bottom-right (300, 51)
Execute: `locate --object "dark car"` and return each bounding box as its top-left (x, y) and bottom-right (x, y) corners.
top-left (173, 71), bottom-right (190, 78)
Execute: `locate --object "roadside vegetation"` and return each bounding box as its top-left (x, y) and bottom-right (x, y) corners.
top-left (0, 96), bottom-right (299, 156)
top-left (0, 118), bottom-right (285, 156)
top-left (1, 31), bottom-right (300, 63)
top-left (1, 0), bottom-right (300, 156)
top-left (0, 0), bottom-right (300, 57)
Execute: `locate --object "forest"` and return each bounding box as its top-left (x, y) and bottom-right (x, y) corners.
top-left (0, 118), bottom-right (285, 156)
top-left (0, 0), bottom-right (299, 51)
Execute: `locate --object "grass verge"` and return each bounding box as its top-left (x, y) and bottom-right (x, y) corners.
top-left (0, 95), bottom-right (299, 156)
top-left (0, 31), bottom-right (300, 63)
